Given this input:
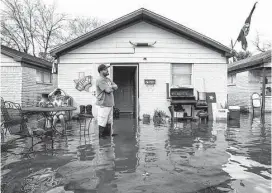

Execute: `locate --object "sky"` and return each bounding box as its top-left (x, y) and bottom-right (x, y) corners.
top-left (45, 0), bottom-right (272, 54)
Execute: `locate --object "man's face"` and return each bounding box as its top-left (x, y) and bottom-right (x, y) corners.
top-left (102, 68), bottom-right (109, 77)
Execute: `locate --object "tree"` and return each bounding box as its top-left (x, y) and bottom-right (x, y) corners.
top-left (1, 0), bottom-right (66, 60)
top-left (63, 16), bottom-right (103, 42)
top-left (252, 31), bottom-right (271, 53)
top-left (1, 0), bottom-right (37, 54)
top-left (35, 2), bottom-right (66, 60)
top-left (235, 50), bottom-right (252, 61)
top-left (1, 0), bottom-right (103, 60)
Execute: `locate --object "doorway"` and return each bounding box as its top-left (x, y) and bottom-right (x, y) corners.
top-left (111, 65), bottom-right (138, 117)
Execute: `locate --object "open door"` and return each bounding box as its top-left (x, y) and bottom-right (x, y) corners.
top-left (111, 64), bottom-right (138, 119)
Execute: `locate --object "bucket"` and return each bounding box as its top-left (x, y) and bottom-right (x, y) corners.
top-left (80, 105), bottom-right (86, 114)
top-left (86, 105), bottom-right (92, 115)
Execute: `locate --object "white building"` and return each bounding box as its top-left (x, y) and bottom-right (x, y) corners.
top-left (51, 8), bottom-right (232, 119)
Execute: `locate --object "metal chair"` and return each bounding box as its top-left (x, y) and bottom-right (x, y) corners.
top-left (251, 92), bottom-right (261, 115)
top-left (0, 97), bottom-right (47, 149)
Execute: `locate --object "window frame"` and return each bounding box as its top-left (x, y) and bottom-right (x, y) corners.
top-left (171, 63), bottom-right (193, 87)
top-left (36, 70), bottom-right (52, 84)
top-left (228, 73), bottom-right (236, 86)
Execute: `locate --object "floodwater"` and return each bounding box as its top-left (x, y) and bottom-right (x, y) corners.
top-left (1, 113), bottom-right (271, 193)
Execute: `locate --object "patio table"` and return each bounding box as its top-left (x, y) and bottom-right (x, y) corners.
top-left (22, 106), bottom-right (77, 148)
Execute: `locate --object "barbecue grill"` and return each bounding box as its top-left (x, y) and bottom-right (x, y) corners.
top-left (170, 87), bottom-right (196, 119)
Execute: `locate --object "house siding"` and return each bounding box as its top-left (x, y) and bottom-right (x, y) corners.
top-left (0, 53), bottom-right (20, 66)
top-left (58, 21), bottom-right (228, 117)
top-left (58, 63), bottom-right (99, 116)
top-left (0, 66), bottom-right (22, 104)
top-left (21, 67), bottom-right (57, 107)
top-left (228, 69), bottom-right (272, 112)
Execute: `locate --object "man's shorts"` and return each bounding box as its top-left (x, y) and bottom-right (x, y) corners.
top-left (97, 106), bottom-right (113, 127)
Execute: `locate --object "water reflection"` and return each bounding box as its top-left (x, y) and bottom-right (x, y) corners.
top-left (223, 113), bottom-right (271, 193)
top-left (113, 116), bottom-right (138, 173)
top-left (1, 113), bottom-right (271, 193)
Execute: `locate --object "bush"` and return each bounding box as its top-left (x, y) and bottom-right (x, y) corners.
top-left (153, 109), bottom-right (168, 126)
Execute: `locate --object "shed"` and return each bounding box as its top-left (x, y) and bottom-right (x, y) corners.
top-left (1, 45), bottom-right (57, 106)
top-left (228, 50), bottom-right (271, 112)
top-left (51, 8), bottom-right (232, 118)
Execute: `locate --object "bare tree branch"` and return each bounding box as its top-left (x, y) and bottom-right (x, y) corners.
top-left (252, 31), bottom-right (271, 52)
top-left (1, 0), bottom-right (103, 60)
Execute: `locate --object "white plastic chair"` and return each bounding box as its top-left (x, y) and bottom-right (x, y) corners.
top-left (251, 93), bottom-right (261, 115)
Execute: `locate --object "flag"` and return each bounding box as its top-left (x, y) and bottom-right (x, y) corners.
top-left (206, 92), bottom-right (216, 103)
top-left (237, 2), bottom-right (257, 50)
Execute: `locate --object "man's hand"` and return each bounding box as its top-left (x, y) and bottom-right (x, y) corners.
top-left (111, 82), bottom-right (118, 90)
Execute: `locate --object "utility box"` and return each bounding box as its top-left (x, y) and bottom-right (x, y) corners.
top-left (228, 106), bottom-right (240, 120)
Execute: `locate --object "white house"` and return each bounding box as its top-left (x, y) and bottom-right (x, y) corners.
top-left (51, 8), bottom-right (232, 119)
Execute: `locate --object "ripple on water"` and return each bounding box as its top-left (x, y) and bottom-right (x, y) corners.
top-left (1, 114), bottom-right (271, 192)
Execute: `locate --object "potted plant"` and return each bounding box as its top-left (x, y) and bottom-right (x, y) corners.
top-left (153, 109), bottom-right (167, 126)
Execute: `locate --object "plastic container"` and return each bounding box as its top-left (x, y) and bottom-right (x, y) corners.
top-left (216, 109), bottom-right (229, 120)
top-left (228, 106), bottom-right (240, 120)
top-left (143, 114), bottom-right (150, 124)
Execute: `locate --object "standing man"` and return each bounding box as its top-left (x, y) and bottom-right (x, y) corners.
top-left (96, 64), bottom-right (118, 137)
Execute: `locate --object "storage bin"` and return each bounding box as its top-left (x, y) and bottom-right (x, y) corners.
top-left (228, 106), bottom-right (240, 120)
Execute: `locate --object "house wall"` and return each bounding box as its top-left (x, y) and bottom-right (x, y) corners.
top-left (21, 66), bottom-right (57, 107)
top-left (228, 68), bottom-right (271, 112)
top-left (0, 53), bottom-right (22, 104)
top-left (58, 22), bottom-right (228, 117)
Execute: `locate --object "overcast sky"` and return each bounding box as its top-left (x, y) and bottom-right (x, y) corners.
top-left (46, 0), bottom-right (271, 54)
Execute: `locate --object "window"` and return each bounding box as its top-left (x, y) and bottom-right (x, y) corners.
top-left (36, 70), bottom-right (52, 84)
top-left (171, 64), bottom-right (192, 86)
top-left (228, 74), bottom-right (236, 85)
top-left (249, 70), bottom-right (261, 83)
top-left (266, 86), bottom-right (271, 96)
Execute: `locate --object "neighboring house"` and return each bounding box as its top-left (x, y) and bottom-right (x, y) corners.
top-left (51, 8), bottom-right (232, 118)
top-left (1, 45), bottom-right (57, 106)
top-left (228, 50), bottom-right (271, 112)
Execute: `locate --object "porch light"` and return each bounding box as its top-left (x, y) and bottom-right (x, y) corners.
top-left (129, 41), bottom-right (156, 47)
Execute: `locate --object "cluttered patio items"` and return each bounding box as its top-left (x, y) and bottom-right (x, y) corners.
top-left (74, 105), bottom-right (94, 136)
top-left (169, 87), bottom-right (197, 121)
top-left (1, 97), bottom-right (48, 151)
top-left (195, 91), bottom-right (208, 123)
top-left (22, 106), bottom-right (77, 148)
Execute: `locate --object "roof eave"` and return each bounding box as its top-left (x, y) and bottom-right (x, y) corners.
top-left (51, 8), bottom-right (232, 57)
top-left (20, 58), bottom-right (52, 69)
top-left (1, 49), bottom-right (51, 68)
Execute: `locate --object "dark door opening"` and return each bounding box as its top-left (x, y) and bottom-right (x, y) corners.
top-left (113, 66), bottom-right (137, 116)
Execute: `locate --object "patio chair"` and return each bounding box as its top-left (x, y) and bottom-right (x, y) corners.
top-left (1, 97), bottom-right (47, 148)
top-left (251, 92), bottom-right (261, 115)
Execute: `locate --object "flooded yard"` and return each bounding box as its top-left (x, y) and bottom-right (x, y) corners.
top-left (1, 113), bottom-right (271, 193)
